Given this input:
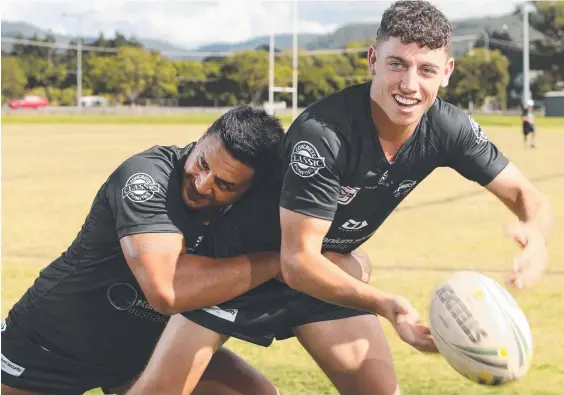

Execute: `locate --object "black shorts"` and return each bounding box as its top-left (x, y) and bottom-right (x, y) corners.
top-left (523, 122), bottom-right (535, 134)
top-left (1, 317), bottom-right (138, 395)
top-left (182, 280), bottom-right (372, 347)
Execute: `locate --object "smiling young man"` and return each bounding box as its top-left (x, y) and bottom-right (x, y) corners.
top-left (126, 2), bottom-right (553, 394)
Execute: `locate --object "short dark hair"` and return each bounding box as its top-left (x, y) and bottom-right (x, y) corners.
top-left (203, 105), bottom-right (285, 180)
top-left (377, 0), bottom-right (452, 54)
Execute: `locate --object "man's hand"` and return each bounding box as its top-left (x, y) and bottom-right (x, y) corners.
top-left (506, 221), bottom-right (548, 290)
top-left (381, 294), bottom-right (438, 353)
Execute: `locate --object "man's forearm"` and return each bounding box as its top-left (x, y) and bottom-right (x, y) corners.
top-left (168, 252), bottom-right (280, 314)
top-left (282, 250), bottom-right (388, 315)
top-left (515, 189), bottom-right (553, 242)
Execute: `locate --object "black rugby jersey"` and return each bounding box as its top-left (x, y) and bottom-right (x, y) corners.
top-left (7, 144), bottom-right (219, 370)
top-left (280, 82), bottom-right (509, 253)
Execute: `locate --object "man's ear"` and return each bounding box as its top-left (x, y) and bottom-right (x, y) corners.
top-left (441, 57), bottom-right (455, 87)
top-left (367, 46), bottom-right (377, 76)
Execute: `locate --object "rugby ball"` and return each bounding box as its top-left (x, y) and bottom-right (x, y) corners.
top-left (429, 271), bottom-right (533, 386)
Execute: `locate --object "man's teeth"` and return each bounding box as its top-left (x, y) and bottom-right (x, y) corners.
top-left (394, 95), bottom-right (419, 105)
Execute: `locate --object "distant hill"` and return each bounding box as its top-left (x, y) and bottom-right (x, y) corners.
top-left (1, 20), bottom-right (190, 55)
top-left (2, 13), bottom-right (547, 59)
top-left (195, 33), bottom-right (321, 53)
top-left (190, 13), bottom-right (545, 57)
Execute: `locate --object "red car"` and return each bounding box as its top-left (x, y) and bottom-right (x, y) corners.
top-left (8, 95), bottom-right (49, 109)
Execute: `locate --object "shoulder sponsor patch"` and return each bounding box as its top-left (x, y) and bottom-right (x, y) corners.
top-left (469, 116), bottom-right (488, 144)
top-left (122, 173), bottom-right (160, 202)
top-left (2, 354), bottom-right (25, 377)
top-left (290, 141), bottom-right (326, 178)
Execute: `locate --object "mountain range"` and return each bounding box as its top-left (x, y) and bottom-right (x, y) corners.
top-left (1, 13), bottom-right (545, 59)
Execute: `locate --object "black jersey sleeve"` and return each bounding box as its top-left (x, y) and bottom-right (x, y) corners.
top-left (106, 154), bottom-right (182, 238)
top-left (279, 115), bottom-right (348, 220)
top-left (447, 114), bottom-right (509, 186)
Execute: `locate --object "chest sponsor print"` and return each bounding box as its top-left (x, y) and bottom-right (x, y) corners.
top-left (393, 180), bottom-right (417, 198)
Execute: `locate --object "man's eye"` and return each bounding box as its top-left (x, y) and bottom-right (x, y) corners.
top-left (218, 181), bottom-right (233, 191)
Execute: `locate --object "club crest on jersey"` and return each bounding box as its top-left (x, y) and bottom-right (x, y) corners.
top-left (469, 116), bottom-right (488, 144)
top-left (393, 180), bottom-right (417, 198)
top-left (122, 173), bottom-right (160, 202)
top-left (338, 186), bottom-right (360, 205)
top-left (290, 141), bottom-right (326, 178)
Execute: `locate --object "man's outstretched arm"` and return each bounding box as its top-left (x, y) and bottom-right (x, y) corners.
top-left (485, 162), bottom-right (554, 288)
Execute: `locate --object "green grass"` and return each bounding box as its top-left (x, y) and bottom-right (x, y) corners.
top-left (1, 112), bottom-right (295, 125)
top-left (3, 124), bottom-right (564, 395)
top-left (2, 112), bottom-right (564, 128)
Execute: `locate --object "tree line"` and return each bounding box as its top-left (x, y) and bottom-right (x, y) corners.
top-left (2, 2), bottom-right (562, 109)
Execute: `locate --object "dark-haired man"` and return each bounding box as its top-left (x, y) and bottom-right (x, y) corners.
top-left (2, 106), bottom-right (332, 395)
top-left (128, 1), bottom-right (553, 394)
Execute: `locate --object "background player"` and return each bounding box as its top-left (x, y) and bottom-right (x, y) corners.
top-left (522, 99), bottom-right (537, 148)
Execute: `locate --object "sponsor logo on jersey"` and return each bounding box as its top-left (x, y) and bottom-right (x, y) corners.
top-left (322, 231), bottom-right (376, 251)
top-left (469, 116), bottom-right (488, 144)
top-left (290, 141), bottom-right (326, 178)
top-left (0, 320), bottom-right (6, 332)
top-left (186, 235), bottom-right (204, 253)
top-left (122, 173), bottom-right (160, 202)
top-left (340, 219), bottom-right (368, 231)
top-left (107, 283), bottom-right (168, 325)
top-left (1, 354), bottom-right (25, 377)
top-left (338, 186), bottom-right (361, 205)
top-left (202, 306), bottom-right (239, 322)
top-left (365, 170), bottom-right (391, 189)
top-left (393, 180), bottom-right (417, 198)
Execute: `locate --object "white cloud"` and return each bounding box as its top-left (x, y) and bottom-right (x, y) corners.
top-left (2, 0), bottom-right (521, 49)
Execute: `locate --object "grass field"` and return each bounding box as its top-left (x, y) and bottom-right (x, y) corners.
top-left (2, 118), bottom-right (563, 394)
top-left (3, 112), bottom-right (564, 128)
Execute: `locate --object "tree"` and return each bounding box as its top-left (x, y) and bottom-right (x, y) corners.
top-left (530, 1), bottom-right (564, 85)
top-left (113, 47), bottom-right (156, 104)
top-left (146, 52), bottom-right (178, 101)
top-left (1, 57), bottom-right (28, 99)
top-left (442, 48), bottom-right (510, 108)
top-left (219, 50), bottom-right (291, 105)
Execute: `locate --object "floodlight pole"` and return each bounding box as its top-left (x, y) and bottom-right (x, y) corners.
top-left (522, 2), bottom-right (532, 107)
top-left (63, 11), bottom-right (92, 107)
top-left (269, 26), bottom-right (275, 113)
top-left (292, 0), bottom-right (298, 120)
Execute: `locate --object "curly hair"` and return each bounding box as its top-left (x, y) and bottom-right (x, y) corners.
top-left (377, 0), bottom-right (452, 53)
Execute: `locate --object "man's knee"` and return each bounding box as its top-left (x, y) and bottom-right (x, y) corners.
top-left (1, 384), bottom-right (41, 395)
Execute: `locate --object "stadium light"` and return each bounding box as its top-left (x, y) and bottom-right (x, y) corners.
top-left (62, 10), bottom-right (94, 107)
top-left (522, 1), bottom-right (536, 108)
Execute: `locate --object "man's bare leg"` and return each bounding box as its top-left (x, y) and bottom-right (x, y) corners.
top-left (126, 314), bottom-right (277, 395)
top-left (0, 384), bottom-right (41, 395)
top-left (294, 314), bottom-right (400, 395)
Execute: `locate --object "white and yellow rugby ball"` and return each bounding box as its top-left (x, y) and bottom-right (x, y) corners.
top-left (429, 271), bottom-right (533, 386)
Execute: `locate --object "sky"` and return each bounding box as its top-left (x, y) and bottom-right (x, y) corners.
top-left (2, 0), bottom-right (523, 49)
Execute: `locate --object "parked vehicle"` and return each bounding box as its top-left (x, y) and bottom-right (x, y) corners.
top-left (8, 95), bottom-right (49, 109)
